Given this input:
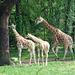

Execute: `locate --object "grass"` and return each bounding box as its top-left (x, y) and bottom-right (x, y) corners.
top-left (0, 61), bottom-right (75, 75)
top-left (0, 44), bottom-right (75, 75)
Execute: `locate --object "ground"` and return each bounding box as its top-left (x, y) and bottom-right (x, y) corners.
top-left (0, 45), bottom-right (75, 75)
top-left (13, 57), bottom-right (74, 66)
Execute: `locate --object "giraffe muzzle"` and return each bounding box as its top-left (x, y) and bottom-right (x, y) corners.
top-left (8, 26), bottom-right (11, 28)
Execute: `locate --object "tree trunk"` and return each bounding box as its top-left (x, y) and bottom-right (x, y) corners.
top-left (0, 0), bottom-right (18, 65)
top-left (16, 0), bottom-right (20, 16)
top-left (0, 14), bottom-right (10, 65)
top-left (64, 0), bottom-right (71, 33)
top-left (72, 22), bottom-right (75, 42)
top-left (16, 0), bottom-right (22, 35)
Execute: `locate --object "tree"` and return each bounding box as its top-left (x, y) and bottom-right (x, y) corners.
top-left (72, 22), bottom-right (75, 42)
top-left (0, 0), bottom-right (18, 65)
top-left (64, 0), bottom-right (71, 33)
top-left (16, 0), bottom-right (22, 35)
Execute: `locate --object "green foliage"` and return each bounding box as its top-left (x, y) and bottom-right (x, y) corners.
top-left (16, 15), bottom-right (22, 35)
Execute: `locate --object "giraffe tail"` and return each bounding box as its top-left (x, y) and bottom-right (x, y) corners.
top-left (48, 52), bottom-right (50, 54)
top-left (48, 44), bottom-right (50, 54)
top-left (72, 48), bottom-right (75, 54)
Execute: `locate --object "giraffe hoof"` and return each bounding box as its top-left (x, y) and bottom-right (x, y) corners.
top-left (48, 52), bottom-right (50, 54)
top-left (38, 62), bottom-right (39, 65)
top-left (19, 64), bottom-right (22, 66)
top-left (57, 57), bottom-right (59, 60)
top-left (55, 58), bottom-right (57, 61)
top-left (62, 59), bottom-right (64, 61)
top-left (35, 62), bottom-right (36, 64)
top-left (29, 62), bottom-right (31, 65)
top-left (55, 57), bottom-right (59, 61)
top-left (71, 58), bottom-right (74, 60)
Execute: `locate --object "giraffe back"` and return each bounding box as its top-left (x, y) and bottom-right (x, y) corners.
top-left (52, 29), bottom-right (73, 45)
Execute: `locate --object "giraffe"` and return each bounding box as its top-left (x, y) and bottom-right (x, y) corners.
top-left (36, 16), bottom-right (74, 60)
top-left (26, 33), bottom-right (50, 66)
top-left (9, 24), bottom-right (36, 65)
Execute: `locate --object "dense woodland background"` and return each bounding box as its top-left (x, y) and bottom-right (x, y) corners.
top-left (9, 0), bottom-right (75, 48)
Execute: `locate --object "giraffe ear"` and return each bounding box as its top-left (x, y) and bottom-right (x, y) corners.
top-left (39, 16), bottom-right (41, 18)
top-left (27, 33), bottom-right (29, 35)
top-left (8, 26), bottom-right (11, 28)
top-left (12, 24), bottom-right (14, 25)
top-left (15, 25), bottom-right (16, 28)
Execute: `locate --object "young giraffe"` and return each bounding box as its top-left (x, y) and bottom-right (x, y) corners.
top-left (26, 33), bottom-right (50, 66)
top-left (9, 24), bottom-right (36, 65)
top-left (36, 16), bottom-right (74, 60)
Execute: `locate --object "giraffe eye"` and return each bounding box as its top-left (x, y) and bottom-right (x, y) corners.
top-left (12, 26), bottom-right (15, 28)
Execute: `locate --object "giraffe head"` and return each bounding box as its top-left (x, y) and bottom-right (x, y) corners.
top-left (36, 16), bottom-right (44, 24)
top-left (25, 33), bottom-right (31, 38)
top-left (10, 24), bottom-right (16, 29)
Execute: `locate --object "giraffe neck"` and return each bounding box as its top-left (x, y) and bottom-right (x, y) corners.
top-left (12, 29), bottom-right (20, 40)
top-left (43, 19), bottom-right (58, 35)
top-left (29, 34), bottom-right (42, 43)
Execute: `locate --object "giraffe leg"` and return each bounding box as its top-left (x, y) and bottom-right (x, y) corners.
top-left (41, 50), bottom-right (44, 66)
top-left (62, 45), bottom-right (68, 60)
top-left (45, 51), bottom-right (48, 66)
top-left (69, 45), bottom-right (74, 60)
top-left (38, 48), bottom-right (40, 65)
top-left (30, 51), bottom-right (32, 65)
top-left (18, 48), bottom-right (22, 65)
top-left (55, 44), bottom-right (59, 60)
top-left (52, 42), bottom-right (59, 59)
top-left (56, 45), bottom-right (58, 55)
top-left (33, 50), bottom-right (36, 64)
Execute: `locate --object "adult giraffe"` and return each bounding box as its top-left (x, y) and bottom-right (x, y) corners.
top-left (36, 16), bottom-right (74, 60)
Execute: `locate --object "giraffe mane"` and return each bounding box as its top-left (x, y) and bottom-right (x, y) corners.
top-left (43, 18), bottom-right (59, 30)
top-left (29, 33), bottom-right (43, 40)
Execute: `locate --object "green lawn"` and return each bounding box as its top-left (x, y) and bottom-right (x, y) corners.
top-left (0, 44), bottom-right (75, 75)
top-left (0, 61), bottom-right (75, 75)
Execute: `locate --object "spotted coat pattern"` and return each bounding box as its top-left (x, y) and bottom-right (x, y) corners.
top-left (26, 33), bottom-right (50, 66)
top-left (36, 16), bottom-right (74, 60)
top-left (10, 24), bottom-right (36, 65)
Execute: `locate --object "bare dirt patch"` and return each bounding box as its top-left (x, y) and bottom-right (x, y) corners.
top-left (13, 57), bottom-right (75, 66)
